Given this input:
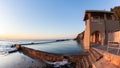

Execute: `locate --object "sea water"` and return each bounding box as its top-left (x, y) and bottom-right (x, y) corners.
top-left (0, 40), bottom-right (83, 68)
top-left (0, 40), bottom-right (83, 55)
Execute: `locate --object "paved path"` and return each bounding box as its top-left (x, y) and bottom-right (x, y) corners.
top-left (94, 57), bottom-right (118, 68)
top-left (92, 45), bottom-right (120, 56)
top-left (93, 48), bottom-right (119, 68)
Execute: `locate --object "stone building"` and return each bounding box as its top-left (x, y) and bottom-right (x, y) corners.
top-left (110, 30), bottom-right (120, 42)
top-left (83, 10), bottom-right (120, 50)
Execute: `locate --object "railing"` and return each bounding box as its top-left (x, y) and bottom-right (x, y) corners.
top-left (107, 41), bottom-right (120, 55)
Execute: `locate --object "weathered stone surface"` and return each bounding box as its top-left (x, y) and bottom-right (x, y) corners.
top-left (18, 45), bottom-right (90, 68)
top-left (16, 45), bottom-right (105, 68)
top-left (93, 48), bottom-right (120, 68)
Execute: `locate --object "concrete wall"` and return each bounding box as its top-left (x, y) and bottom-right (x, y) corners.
top-left (90, 19), bottom-right (106, 45)
top-left (19, 46), bottom-right (89, 68)
top-left (90, 19), bottom-right (105, 34)
top-left (106, 20), bottom-right (119, 32)
top-left (83, 11), bottom-right (119, 50)
top-left (83, 19), bottom-right (90, 50)
top-left (84, 19), bottom-right (119, 47)
top-left (108, 33), bottom-right (114, 41)
top-left (108, 31), bottom-right (120, 42)
top-left (19, 46), bottom-right (88, 62)
top-left (114, 31), bottom-right (120, 42)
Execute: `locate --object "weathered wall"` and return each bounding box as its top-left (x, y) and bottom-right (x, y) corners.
top-left (114, 31), bottom-right (120, 42)
top-left (108, 33), bottom-right (114, 41)
top-left (90, 19), bottom-right (105, 35)
top-left (83, 19), bottom-right (119, 47)
top-left (83, 19), bottom-right (90, 50)
top-left (108, 31), bottom-right (120, 42)
top-left (19, 46), bottom-right (90, 68)
top-left (106, 20), bottom-right (119, 32)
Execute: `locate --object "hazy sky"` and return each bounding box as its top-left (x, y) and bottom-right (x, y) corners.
top-left (0, 0), bottom-right (119, 40)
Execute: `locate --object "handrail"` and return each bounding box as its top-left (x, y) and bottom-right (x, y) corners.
top-left (107, 41), bottom-right (120, 55)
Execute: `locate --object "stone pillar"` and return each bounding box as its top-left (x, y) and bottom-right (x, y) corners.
top-left (101, 33), bottom-right (105, 47)
top-left (83, 13), bottom-right (91, 51)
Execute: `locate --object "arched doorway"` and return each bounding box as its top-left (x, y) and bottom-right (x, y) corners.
top-left (90, 31), bottom-right (101, 45)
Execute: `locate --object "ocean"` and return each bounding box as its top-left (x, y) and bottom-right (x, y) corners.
top-left (0, 40), bottom-right (83, 68)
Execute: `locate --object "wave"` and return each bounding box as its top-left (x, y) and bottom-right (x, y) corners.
top-left (0, 45), bottom-right (17, 56)
top-left (0, 40), bottom-right (60, 56)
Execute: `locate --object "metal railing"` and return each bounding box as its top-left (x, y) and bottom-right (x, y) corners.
top-left (107, 31), bottom-right (120, 55)
top-left (107, 41), bottom-right (120, 55)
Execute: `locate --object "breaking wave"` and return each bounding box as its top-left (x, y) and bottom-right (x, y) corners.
top-left (0, 45), bottom-right (17, 56)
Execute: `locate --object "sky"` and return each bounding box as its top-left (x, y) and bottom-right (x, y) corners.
top-left (0, 0), bottom-right (120, 40)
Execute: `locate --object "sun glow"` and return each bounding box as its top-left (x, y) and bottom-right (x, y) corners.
top-left (0, 23), bottom-right (9, 35)
top-left (0, 20), bottom-right (6, 34)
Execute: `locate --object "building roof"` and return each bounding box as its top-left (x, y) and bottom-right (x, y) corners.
top-left (83, 10), bottom-right (114, 21)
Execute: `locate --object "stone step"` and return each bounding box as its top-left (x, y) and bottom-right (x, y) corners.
top-left (88, 50), bottom-right (96, 63)
top-left (81, 58), bottom-right (87, 68)
top-left (89, 49), bottom-right (98, 61)
top-left (80, 48), bottom-right (103, 68)
top-left (91, 48), bottom-right (103, 61)
top-left (86, 55), bottom-right (92, 68)
top-left (83, 56), bottom-right (90, 68)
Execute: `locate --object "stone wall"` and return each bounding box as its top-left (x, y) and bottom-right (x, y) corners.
top-left (18, 46), bottom-right (89, 68)
top-left (16, 45), bottom-right (104, 68)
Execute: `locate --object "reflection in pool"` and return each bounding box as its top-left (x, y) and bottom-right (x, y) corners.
top-left (24, 40), bottom-right (83, 54)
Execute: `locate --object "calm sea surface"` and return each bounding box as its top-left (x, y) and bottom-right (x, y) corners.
top-left (0, 40), bottom-right (83, 55)
top-left (0, 40), bottom-right (83, 68)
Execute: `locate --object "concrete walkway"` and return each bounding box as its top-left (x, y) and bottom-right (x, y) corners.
top-left (93, 47), bottom-right (120, 68)
top-left (94, 58), bottom-right (118, 68)
top-left (94, 57), bottom-right (118, 68)
top-left (92, 45), bottom-right (120, 56)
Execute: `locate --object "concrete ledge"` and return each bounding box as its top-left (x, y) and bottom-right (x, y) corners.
top-left (93, 48), bottom-right (120, 67)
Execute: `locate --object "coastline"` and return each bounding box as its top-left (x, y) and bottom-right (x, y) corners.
top-left (17, 44), bottom-right (104, 68)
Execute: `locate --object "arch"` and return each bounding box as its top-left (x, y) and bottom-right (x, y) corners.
top-left (90, 31), bottom-right (102, 45)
